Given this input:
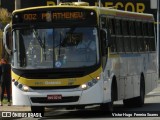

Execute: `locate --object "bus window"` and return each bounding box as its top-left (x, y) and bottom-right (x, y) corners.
top-left (116, 37), bottom-right (124, 53)
top-left (131, 37), bottom-right (138, 52)
top-left (115, 19), bottom-right (122, 35)
top-left (148, 22), bottom-right (155, 51)
top-left (135, 21), bottom-right (143, 36)
top-left (129, 20), bottom-right (137, 52)
top-left (148, 22), bottom-right (154, 36)
top-left (137, 37), bottom-right (145, 52)
top-left (143, 22), bottom-right (150, 51)
top-left (107, 17), bottom-right (117, 53)
top-left (121, 20), bottom-right (129, 35)
top-left (124, 36), bottom-right (131, 52)
top-left (107, 17), bottom-right (115, 35)
top-left (110, 36), bottom-right (117, 53)
top-left (149, 38), bottom-right (156, 51)
top-left (115, 18), bottom-right (124, 53)
top-left (129, 21), bottom-right (136, 35)
top-left (142, 22), bottom-right (148, 36)
top-left (122, 20), bottom-right (131, 52)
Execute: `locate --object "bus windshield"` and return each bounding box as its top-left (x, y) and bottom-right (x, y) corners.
top-left (13, 27), bottom-right (99, 69)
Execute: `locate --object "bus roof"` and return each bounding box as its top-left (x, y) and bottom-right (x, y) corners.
top-left (13, 3), bottom-right (154, 21)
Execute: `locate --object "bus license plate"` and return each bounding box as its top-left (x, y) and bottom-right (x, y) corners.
top-left (47, 95), bottom-right (62, 100)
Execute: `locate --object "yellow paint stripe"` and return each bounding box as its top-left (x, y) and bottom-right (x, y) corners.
top-left (12, 67), bottom-right (102, 87)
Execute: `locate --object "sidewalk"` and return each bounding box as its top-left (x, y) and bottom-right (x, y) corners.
top-left (0, 104), bottom-right (30, 112)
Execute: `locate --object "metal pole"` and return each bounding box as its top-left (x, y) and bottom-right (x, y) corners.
top-left (57, 0), bottom-right (60, 5)
top-left (15, 0), bottom-right (21, 9)
top-left (99, 0), bottom-right (101, 7)
top-left (157, 0), bottom-right (160, 77)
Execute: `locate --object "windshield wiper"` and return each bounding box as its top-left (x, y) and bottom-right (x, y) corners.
top-left (33, 29), bottom-right (45, 48)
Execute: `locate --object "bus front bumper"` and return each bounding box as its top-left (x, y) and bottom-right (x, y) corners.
top-left (12, 82), bottom-right (103, 106)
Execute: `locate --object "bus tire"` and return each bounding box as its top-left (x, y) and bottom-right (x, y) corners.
top-left (100, 101), bottom-right (113, 114)
top-left (134, 75), bottom-right (145, 107)
top-left (31, 106), bottom-right (44, 117)
top-left (123, 75), bottom-right (145, 107)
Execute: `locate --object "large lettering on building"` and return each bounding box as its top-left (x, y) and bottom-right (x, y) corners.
top-left (46, 0), bottom-right (145, 13)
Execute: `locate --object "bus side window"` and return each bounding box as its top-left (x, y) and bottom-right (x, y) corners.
top-left (100, 16), bottom-right (108, 55)
top-left (115, 18), bottom-right (124, 53)
top-left (148, 22), bottom-right (155, 51)
top-left (122, 19), bottom-right (131, 52)
top-left (143, 22), bottom-right (149, 51)
top-left (148, 22), bottom-right (154, 36)
top-left (107, 17), bottom-right (117, 53)
top-left (136, 21), bottom-right (145, 52)
top-left (129, 20), bottom-right (137, 52)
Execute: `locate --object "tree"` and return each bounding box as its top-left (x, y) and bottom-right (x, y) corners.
top-left (0, 8), bottom-right (11, 27)
top-left (0, 8), bottom-right (11, 59)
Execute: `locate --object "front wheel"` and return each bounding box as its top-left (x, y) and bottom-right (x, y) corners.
top-left (100, 101), bottom-right (113, 113)
top-left (31, 106), bottom-right (44, 117)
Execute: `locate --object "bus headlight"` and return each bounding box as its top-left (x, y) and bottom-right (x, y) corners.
top-left (13, 79), bottom-right (30, 92)
top-left (22, 85), bottom-right (30, 92)
top-left (80, 76), bottom-right (100, 90)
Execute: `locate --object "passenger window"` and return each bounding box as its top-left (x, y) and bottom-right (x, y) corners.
top-left (137, 38), bottom-right (145, 52)
top-left (149, 38), bottom-right (156, 51)
top-left (129, 20), bottom-right (136, 35)
top-left (142, 22), bottom-right (148, 36)
top-left (121, 20), bottom-right (129, 35)
top-left (116, 37), bottom-right (124, 52)
top-left (135, 21), bottom-right (143, 36)
top-left (107, 18), bottom-right (115, 35)
top-left (148, 22), bottom-right (154, 36)
top-left (115, 19), bottom-right (122, 35)
top-left (124, 37), bottom-right (131, 52)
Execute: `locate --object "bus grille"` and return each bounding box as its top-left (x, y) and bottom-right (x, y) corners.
top-left (30, 85), bottom-right (79, 90)
top-left (30, 96), bottom-right (79, 103)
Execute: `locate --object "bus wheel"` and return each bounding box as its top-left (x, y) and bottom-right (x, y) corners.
top-left (31, 106), bottom-right (44, 117)
top-left (100, 101), bottom-right (113, 113)
top-left (134, 76), bottom-right (145, 107)
top-left (123, 76), bottom-right (145, 107)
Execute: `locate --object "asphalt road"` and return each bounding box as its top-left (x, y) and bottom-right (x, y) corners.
top-left (1, 84), bottom-right (160, 120)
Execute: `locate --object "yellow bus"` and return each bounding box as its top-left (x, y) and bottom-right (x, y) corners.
top-left (3, 2), bottom-right (158, 115)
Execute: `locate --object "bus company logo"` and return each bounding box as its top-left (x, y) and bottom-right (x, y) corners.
top-left (45, 81), bottom-right (61, 85)
top-left (2, 112), bottom-right (11, 117)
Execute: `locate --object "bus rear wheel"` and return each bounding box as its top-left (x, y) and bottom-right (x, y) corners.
top-left (123, 76), bottom-right (145, 107)
top-left (134, 76), bottom-right (145, 107)
top-left (31, 106), bottom-right (44, 117)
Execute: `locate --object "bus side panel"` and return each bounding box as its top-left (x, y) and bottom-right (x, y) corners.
top-left (133, 75), bottom-right (140, 97)
top-left (145, 53), bottom-right (158, 94)
top-left (150, 53), bottom-right (158, 90)
top-left (145, 73), bottom-right (152, 94)
top-left (79, 80), bottom-right (104, 104)
top-left (102, 60), bottom-right (112, 103)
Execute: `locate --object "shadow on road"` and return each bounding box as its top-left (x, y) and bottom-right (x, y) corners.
top-left (39, 103), bottom-right (160, 119)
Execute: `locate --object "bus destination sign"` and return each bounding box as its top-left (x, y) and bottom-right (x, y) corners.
top-left (23, 11), bottom-right (85, 21)
top-left (13, 9), bottom-right (97, 24)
